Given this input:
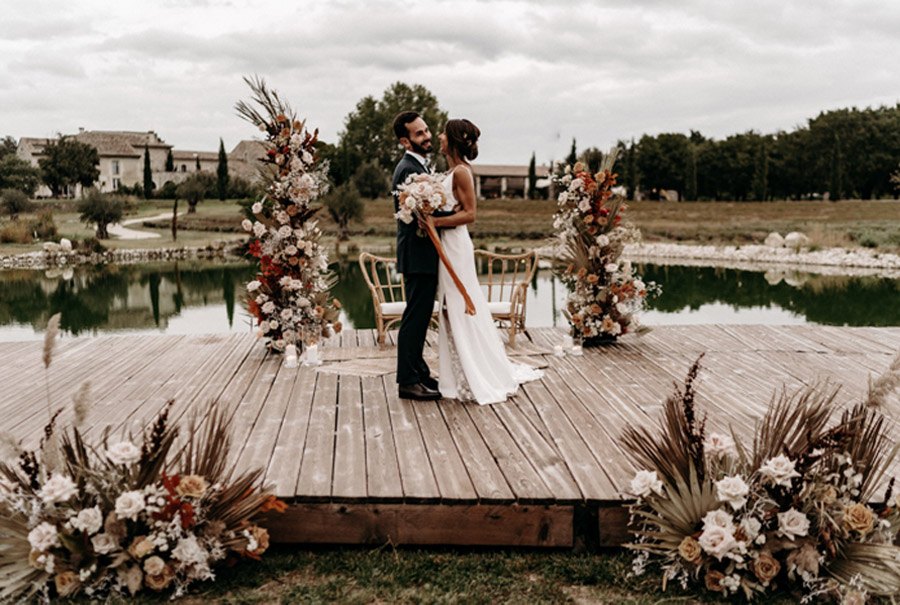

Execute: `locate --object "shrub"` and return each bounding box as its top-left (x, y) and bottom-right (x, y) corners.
top-left (1, 188), bottom-right (33, 219)
top-left (352, 160), bottom-right (389, 199)
top-left (227, 175), bottom-right (263, 199)
top-left (177, 172), bottom-right (216, 213)
top-left (79, 236), bottom-right (107, 253)
top-left (157, 181), bottom-right (178, 199)
top-left (76, 188), bottom-right (125, 239)
top-left (324, 183), bottom-right (364, 241)
top-left (0, 220), bottom-right (32, 243)
top-left (30, 209), bottom-right (57, 239)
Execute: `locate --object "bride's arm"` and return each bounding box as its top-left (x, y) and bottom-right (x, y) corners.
top-left (432, 166), bottom-right (476, 228)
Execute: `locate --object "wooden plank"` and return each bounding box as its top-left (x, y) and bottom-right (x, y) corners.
top-left (332, 374), bottom-right (368, 499)
top-left (361, 375), bottom-right (403, 500)
top-left (598, 504), bottom-right (632, 547)
top-left (296, 372), bottom-right (339, 499)
top-left (413, 400), bottom-right (477, 501)
top-left (380, 375), bottom-right (440, 500)
top-left (261, 502), bottom-right (574, 547)
top-left (265, 365), bottom-right (318, 497)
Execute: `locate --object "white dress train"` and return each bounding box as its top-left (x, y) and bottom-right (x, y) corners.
top-left (437, 169), bottom-right (543, 404)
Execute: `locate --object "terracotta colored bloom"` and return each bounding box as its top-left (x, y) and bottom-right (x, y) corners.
top-left (753, 552), bottom-right (781, 584)
top-left (332, 298), bottom-right (343, 309)
top-left (586, 274), bottom-right (599, 284)
top-left (678, 536), bottom-right (702, 563)
top-left (145, 563), bottom-right (176, 591)
top-left (704, 570), bottom-right (725, 592)
top-left (54, 571), bottom-right (80, 597)
top-left (128, 535), bottom-right (155, 559)
top-left (248, 525), bottom-right (270, 556)
top-left (843, 503), bottom-right (875, 534)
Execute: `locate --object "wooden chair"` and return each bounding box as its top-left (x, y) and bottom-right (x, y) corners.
top-left (358, 252), bottom-right (439, 347)
top-left (473, 249), bottom-right (538, 347)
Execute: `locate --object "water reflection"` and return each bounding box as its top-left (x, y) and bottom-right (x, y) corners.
top-left (0, 260), bottom-right (896, 340)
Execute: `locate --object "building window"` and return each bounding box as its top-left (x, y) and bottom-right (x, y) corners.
top-left (112, 160), bottom-right (120, 176)
top-left (181, 165), bottom-right (187, 172)
top-left (112, 178), bottom-right (121, 191)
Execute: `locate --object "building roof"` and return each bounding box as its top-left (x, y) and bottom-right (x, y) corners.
top-left (472, 164), bottom-right (550, 178)
top-left (230, 140), bottom-right (266, 162)
top-left (17, 130), bottom-right (171, 159)
top-left (172, 150), bottom-right (219, 161)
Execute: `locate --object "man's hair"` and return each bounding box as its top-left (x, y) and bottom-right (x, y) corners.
top-left (392, 111), bottom-right (420, 140)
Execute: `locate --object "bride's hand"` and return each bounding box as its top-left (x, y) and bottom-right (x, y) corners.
top-left (418, 214), bottom-right (436, 230)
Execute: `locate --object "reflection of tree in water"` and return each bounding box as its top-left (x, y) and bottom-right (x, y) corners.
top-left (0, 262), bottom-right (257, 335)
top-left (639, 264), bottom-right (900, 326)
top-left (329, 261), bottom-right (376, 329)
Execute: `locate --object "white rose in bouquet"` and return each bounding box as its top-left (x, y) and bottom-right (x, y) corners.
top-left (71, 506), bottom-right (104, 535)
top-left (251, 201), bottom-right (263, 214)
top-left (91, 532), bottom-right (120, 554)
top-left (760, 454), bottom-right (801, 487)
top-left (629, 470), bottom-right (664, 497)
top-left (114, 490), bottom-right (146, 521)
top-left (241, 219), bottom-right (253, 232)
top-left (704, 432), bottom-right (737, 458)
top-left (703, 509), bottom-right (736, 531)
top-left (106, 441), bottom-right (141, 465)
top-left (715, 476), bottom-right (750, 510)
top-left (28, 522), bottom-right (60, 552)
top-left (39, 473), bottom-right (77, 504)
top-left (777, 508), bottom-right (810, 540)
top-left (699, 525), bottom-right (738, 560)
top-left (252, 222), bottom-right (266, 237)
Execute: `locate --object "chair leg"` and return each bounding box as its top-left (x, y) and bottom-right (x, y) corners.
top-left (377, 317), bottom-right (386, 349)
top-left (508, 322), bottom-right (516, 347)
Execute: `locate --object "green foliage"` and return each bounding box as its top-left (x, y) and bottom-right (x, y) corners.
top-left (30, 209), bottom-right (57, 240)
top-left (217, 138), bottom-right (229, 201)
top-left (1, 188), bottom-right (33, 219)
top-left (351, 160), bottom-right (388, 199)
top-left (0, 154), bottom-right (42, 196)
top-left (331, 82), bottom-right (448, 184)
top-left (76, 188), bottom-right (125, 239)
top-left (566, 138), bottom-right (577, 166)
top-left (142, 144), bottom-right (153, 199)
top-left (579, 147), bottom-right (603, 174)
top-left (227, 175), bottom-right (261, 199)
top-left (157, 181), bottom-right (178, 199)
top-left (165, 148), bottom-right (175, 172)
top-left (324, 183), bottom-right (363, 241)
top-left (528, 152), bottom-right (537, 199)
top-left (0, 136), bottom-right (17, 159)
top-left (0, 220), bottom-right (32, 243)
top-left (177, 171), bottom-right (216, 213)
top-left (38, 136), bottom-right (100, 198)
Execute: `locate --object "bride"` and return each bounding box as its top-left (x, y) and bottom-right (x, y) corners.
top-left (424, 118), bottom-right (543, 405)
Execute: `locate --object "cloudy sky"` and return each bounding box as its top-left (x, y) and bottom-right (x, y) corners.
top-left (2, 0), bottom-right (898, 165)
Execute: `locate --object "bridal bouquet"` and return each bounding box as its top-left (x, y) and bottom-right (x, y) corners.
top-left (623, 355), bottom-right (900, 603)
top-left (394, 172), bottom-right (475, 315)
top-left (237, 76), bottom-right (342, 352)
top-left (0, 316), bottom-right (284, 602)
top-left (553, 150), bottom-right (657, 345)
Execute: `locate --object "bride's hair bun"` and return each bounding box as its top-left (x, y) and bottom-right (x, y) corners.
top-left (445, 118), bottom-right (481, 161)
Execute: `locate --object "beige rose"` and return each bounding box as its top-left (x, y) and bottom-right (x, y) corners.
top-left (248, 525), bottom-right (270, 556)
top-left (128, 535), bottom-right (155, 559)
top-left (678, 536), bottom-right (702, 563)
top-left (843, 590), bottom-right (866, 605)
top-left (175, 474), bottom-right (209, 499)
top-left (145, 563), bottom-right (175, 592)
top-left (820, 485), bottom-right (838, 505)
top-left (704, 570), bottom-right (725, 593)
top-left (54, 571), bottom-right (80, 597)
top-left (753, 552), bottom-right (781, 585)
top-left (143, 555), bottom-right (166, 577)
top-left (843, 503), bottom-right (874, 535)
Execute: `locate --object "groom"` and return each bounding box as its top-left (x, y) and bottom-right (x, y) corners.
top-left (392, 111), bottom-right (451, 401)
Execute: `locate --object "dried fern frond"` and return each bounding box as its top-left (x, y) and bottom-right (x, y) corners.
top-left (622, 356), bottom-right (706, 486)
top-left (828, 542), bottom-right (900, 596)
top-left (833, 402), bottom-right (899, 504)
top-left (235, 75), bottom-right (295, 130)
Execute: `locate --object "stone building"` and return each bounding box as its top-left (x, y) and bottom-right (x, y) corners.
top-left (472, 163), bottom-right (550, 199)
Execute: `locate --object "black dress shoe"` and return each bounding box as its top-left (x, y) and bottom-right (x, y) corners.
top-left (420, 375), bottom-right (439, 390)
top-left (399, 382), bottom-right (442, 401)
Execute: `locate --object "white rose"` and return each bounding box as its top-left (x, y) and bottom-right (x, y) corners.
top-left (241, 219), bottom-right (253, 232)
top-left (144, 555), bottom-right (166, 576)
top-left (629, 470), bottom-right (663, 498)
top-left (114, 490), bottom-right (145, 521)
top-left (704, 432), bottom-right (736, 458)
top-left (596, 234), bottom-right (610, 247)
top-left (106, 441), bottom-right (141, 466)
top-left (698, 525), bottom-right (738, 560)
top-left (740, 516), bottom-right (762, 541)
top-left (278, 225), bottom-right (292, 238)
top-left (91, 532), bottom-right (119, 554)
top-left (633, 279), bottom-right (646, 291)
top-left (261, 301), bottom-right (276, 314)
top-left (578, 198), bottom-right (591, 212)
top-left (777, 508), bottom-right (810, 540)
top-left (39, 474), bottom-right (77, 504)
top-left (172, 535), bottom-right (207, 565)
top-left (569, 178), bottom-right (584, 190)
top-left (268, 319), bottom-right (279, 329)
top-left (297, 297), bottom-right (310, 308)
top-left (280, 308), bottom-right (293, 321)
top-left (276, 211), bottom-right (290, 225)
top-left (760, 454), bottom-right (800, 487)
top-left (702, 509), bottom-right (736, 531)
top-left (252, 222), bottom-right (266, 237)
top-left (302, 151), bottom-right (313, 164)
top-left (71, 506), bottom-right (103, 535)
top-left (251, 202), bottom-right (263, 214)
top-left (285, 245), bottom-right (298, 256)
top-left (605, 263), bottom-right (618, 274)
top-left (247, 280), bottom-right (261, 292)
top-left (716, 476), bottom-right (749, 510)
top-left (28, 522), bottom-right (60, 552)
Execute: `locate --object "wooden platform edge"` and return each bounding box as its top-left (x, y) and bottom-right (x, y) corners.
top-left (260, 502), bottom-right (575, 548)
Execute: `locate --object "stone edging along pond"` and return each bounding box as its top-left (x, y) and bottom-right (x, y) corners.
top-left (0, 241), bottom-right (243, 270)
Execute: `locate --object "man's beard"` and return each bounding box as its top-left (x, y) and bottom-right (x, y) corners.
top-left (410, 139), bottom-right (432, 156)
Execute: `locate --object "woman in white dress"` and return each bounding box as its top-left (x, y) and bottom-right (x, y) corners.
top-left (424, 118), bottom-right (543, 404)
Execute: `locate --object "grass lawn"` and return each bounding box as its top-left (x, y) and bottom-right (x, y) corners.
top-left (3, 197), bottom-right (899, 255)
top-left (95, 547), bottom-right (800, 604)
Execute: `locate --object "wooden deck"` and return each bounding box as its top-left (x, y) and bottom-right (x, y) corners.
top-left (1, 325), bottom-right (898, 548)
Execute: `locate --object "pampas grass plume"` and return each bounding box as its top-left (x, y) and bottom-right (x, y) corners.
top-left (866, 352), bottom-right (900, 408)
top-left (43, 313), bottom-right (61, 369)
top-left (73, 381), bottom-right (91, 427)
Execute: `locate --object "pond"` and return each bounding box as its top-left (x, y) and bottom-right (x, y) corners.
top-left (0, 260), bottom-right (897, 340)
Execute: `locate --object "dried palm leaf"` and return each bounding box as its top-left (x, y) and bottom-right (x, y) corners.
top-left (828, 542), bottom-right (900, 596)
top-left (0, 509), bottom-right (46, 602)
top-left (750, 384), bottom-right (836, 469)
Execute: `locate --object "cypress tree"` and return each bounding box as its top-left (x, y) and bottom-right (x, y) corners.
top-left (527, 152), bottom-right (537, 199)
top-left (142, 144), bottom-right (153, 199)
top-left (216, 138), bottom-right (229, 200)
top-left (195, 155), bottom-right (201, 171)
top-left (566, 138), bottom-right (577, 166)
top-left (165, 148), bottom-right (174, 172)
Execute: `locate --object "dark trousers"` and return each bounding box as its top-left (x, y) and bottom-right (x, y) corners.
top-left (396, 272), bottom-right (438, 386)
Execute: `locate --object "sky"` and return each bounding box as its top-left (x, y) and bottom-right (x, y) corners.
top-left (2, 0), bottom-right (898, 165)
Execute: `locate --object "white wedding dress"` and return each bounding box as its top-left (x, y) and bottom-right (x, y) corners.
top-left (437, 168), bottom-right (543, 404)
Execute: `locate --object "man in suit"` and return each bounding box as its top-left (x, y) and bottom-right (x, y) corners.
top-left (391, 111), bottom-right (451, 401)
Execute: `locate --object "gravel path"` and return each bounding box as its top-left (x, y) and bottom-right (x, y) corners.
top-left (107, 211), bottom-right (184, 240)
